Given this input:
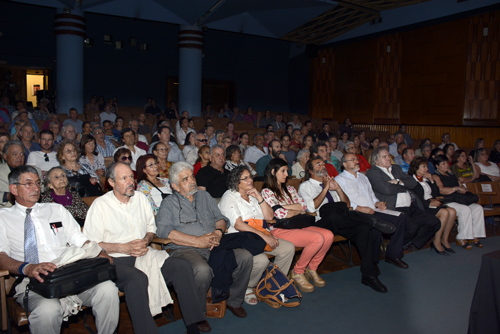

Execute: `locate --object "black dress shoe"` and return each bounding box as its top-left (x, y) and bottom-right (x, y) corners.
top-left (371, 218), bottom-right (396, 234)
top-left (385, 257), bottom-right (409, 269)
top-left (430, 242), bottom-right (449, 256)
top-left (362, 275), bottom-right (388, 293)
top-left (374, 263), bottom-right (381, 276)
top-left (442, 243), bottom-right (455, 253)
top-left (197, 320), bottom-right (211, 333)
top-left (227, 305), bottom-right (247, 318)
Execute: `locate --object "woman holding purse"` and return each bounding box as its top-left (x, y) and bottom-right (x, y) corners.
top-left (432, 155), bottom-right (486, 249)
top-left (261, 158), bottom-right (333, 293)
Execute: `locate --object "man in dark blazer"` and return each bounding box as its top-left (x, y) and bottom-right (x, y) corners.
top-left (367, 146), bottom-right (441, 252)
top-left (270, 113), bottom-right (286, 131)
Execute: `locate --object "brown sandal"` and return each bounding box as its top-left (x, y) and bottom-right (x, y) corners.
top-left (471, 239), bottom-right (483, 248)
top-left (456, 240), bottom-right (472, 250)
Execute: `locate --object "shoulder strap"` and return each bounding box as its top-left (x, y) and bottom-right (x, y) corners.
top-left (145, 178), bottom-right (166, 194)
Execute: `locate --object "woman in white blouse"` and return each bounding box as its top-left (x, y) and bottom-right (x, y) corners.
top-left (291, 149), bottom-right (310, 179)
top-left (219, 166), bottom-right (294, 306)
top-left (261, 158), bottom-right (333, 293)
top-left (136, 154), bottom-right (172, 215)
top-left (79, 134), bottom-right (106, 177)
top-left (474, 148), bottom-right (500, 181)
top-left (182, 132), bottom-right (198, 165)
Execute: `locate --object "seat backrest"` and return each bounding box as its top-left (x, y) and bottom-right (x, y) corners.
top-left (473, 181), bottom-right (500, 206)
top-left (254, 181), bottom-right (264, 193)
top-left (83, 196), bottom-right (100, 207)
top-left (286, 178), bottom-right (303, 192)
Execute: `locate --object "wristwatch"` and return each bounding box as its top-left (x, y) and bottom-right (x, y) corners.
top-left (215, 228), bottom-right (225, 236)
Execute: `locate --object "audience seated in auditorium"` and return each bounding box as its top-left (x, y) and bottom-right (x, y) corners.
top-left (103, 120), bottom-right (120, 145)
top-left (19, 124), bottom-right (40, 160)
top-left (300, 156), bottom-right (393, 292)
top-left (364, 137), bottom-right (379, 164)
top-left (261, 158), bottom-right (333, 293)
top-left (288, 115), bottom-right (302, 130)
top-left (338, 118), bottom-right (353, 137)
top-left (129, 119), bottom-right (149, 145)
top-left (0, 132), bottom-right (9, 163)
top-left (182, 132), bottom-right (199, 165)
top-left (100, 104), bottom-right (117, 127)
top-left (42, 112), bottom-right (59, 131)
top-left (230, 106), bottom-right (244, 122)
top-left (358, 130), bottom-right (370, 152)
top-left (399, 147), bottom-right (415, 174)
top-left (218, 165), bottom-right (295, 306)
top-left (389, 132), bottom-right (404, 158)
top-left (366, 146), bottom-right (441, 251)
top-left (176, 111), bottom-right (193, 136)
top-left (399, 123), bottom-right (413, 147)
top-left (344, 141), bottom-right (369, 174)
top-left (291, 149), bottom-right (310, 179)
top-left (238, 132), bottom-right (250, 158)
top-left (255, 110), bottom-right (274, 128)
top-left (150, 142), bottom-right (171, 179)
top-left (311, 141), bottom-right (339, 177)
top-left (280, 133), bottom-right (296, 167)
top-left (150, 126), bottom-right (184, 162)
top-left (62, 108), bottom-right (83, 133)
top-left (0, 141), bottom-right (26, 208)
top-left (468, 138), bottom-right (484, 161)
top-left (302, 134), bottom-right (314, 153)
top-left (76, 121), bottom-right (92, 142)
top-left (112, 117), bottom-right (125, 139)
top-left (438, 133), bottom-right (458, 150)
top-left (432, 154), bottom-right (486, 249)
top-left (443, 144), bottom-right (455, 166)
top-left (196, 145), bottom-right (229, 201)
top-left (26, 129), bottom-right (59, 173)
top-left (393, 143), bottom-right (407, 166)
top-left (165, 101), bottom-right (179, 120)
top-left (93, 126), bottom-right (116, 161)
top-left (79, 134), bottom-right (106, 177)
top-left (116, 128), bottom-right (146, 171)
top-left (136, 154), bottom-right (172, 215)
top-left (244, 133), bottom-right (268, 164)
top-left (9, 111), bottom-right (39, 134)
top-left (289, 129), bottom-right (303, 153)
top-left (304, 121), bottom-right (317, 142)
top-left (0, 97), bottom-right (14, 121)
top-left (474, 148), bottom-right (500, 181)
top-left (211, 130), bottom-right (225, 148)
top-left (193, 145), bottom-right (210, 176)
top-left (137, 112), bottom-right (151, 134)
top-left (225, 121), bottom-right (239, 145)
top-left (489, 140), bottom-right (500, 164)
top-left (87, 96), bottom-right (99, 113)
top-left (407, 157), bottom-right (457, 255)
top-left (243, 107), bottom-right (257, 123)
top-left (338, 131), bottom-right (349, 152)
top-left (318, 122), bottom-right (333, 141)
top-left (84, 162), bottom-right (205, 334)
top-left (428, 148), bottom-right (443, 175)
top-left (145, 99), bottom-right (162, 115)
top-left (221, 135), bottom-right (232, 150)
top-left (41, 166), bottom-right (89, 227)
top-left (271, 113), bottom-right (286, 131)
top-left (33, 100), bottom-right (50, 121)
top-left (450, 150), bottom-right (480, 184)
top-left (225, 145), bottom-right (257, 176)
top-left (256, 139), bottom-right (287, 177)
top-left (414, 139), bottom-right (432, 157)
top-left (156, 162), bottom-right (253, 326)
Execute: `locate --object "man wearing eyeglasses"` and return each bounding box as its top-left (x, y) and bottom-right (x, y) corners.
top-left (0, 141), bottom-right (27, 208)
top-left (0, 165), bottom-right (119, 334)
top-left (26, 130), bottom-right (59, 173)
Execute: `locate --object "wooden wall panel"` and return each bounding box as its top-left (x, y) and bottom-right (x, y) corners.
top-left (464, 11), bottom-right (500, 126)
top-left (400, 19), bottom-right (468, 125)
top-left (309, 49), bottom-right (335, 118)
top-left (332, 39), bottom-right (377, 124)
top-left (374, 34), bottom-right (402, 122)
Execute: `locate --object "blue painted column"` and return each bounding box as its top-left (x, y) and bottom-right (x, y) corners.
top-left (54, 9), bottom-right (85, 114)
top-left (178, 25), bottom-right (203, 117)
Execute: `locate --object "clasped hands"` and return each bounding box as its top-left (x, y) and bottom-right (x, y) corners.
top-left (124, 238), bottom-right (149, 257)
top-left (322, 176), bottom-right (339, 191)
top-left (198, 231), bottom-right (222, 250)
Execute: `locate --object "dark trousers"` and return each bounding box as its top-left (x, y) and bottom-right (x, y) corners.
top-left (372, 211), bottom-right (406, 260)
top-left (113, 256), bottom-right (205, 334)
top-left (395, 202), bottom-right (441, 249)
top-left (316, 210), bottom-right (380, 278)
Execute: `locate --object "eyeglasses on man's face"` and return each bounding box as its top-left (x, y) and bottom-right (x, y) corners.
top-left (15, 181), bottom-right (42, 189)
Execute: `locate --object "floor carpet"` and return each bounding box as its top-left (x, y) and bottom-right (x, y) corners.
top-left (160, 236), bottom-right (500, 334)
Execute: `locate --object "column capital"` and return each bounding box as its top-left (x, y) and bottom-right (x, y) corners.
top-left (54, 12), bottom-right (86, 38)
top-left (178, 26), bottom-right (204, 50)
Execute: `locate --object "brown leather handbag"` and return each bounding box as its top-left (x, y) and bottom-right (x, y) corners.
top-left (205, 288), bottom-right (226, 318)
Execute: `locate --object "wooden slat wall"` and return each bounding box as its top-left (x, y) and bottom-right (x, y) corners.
top-left (374, 34), bottom-right (402, 122)
top-left (310, 10), bottom-right (500, 127)
top-left (464, 11), bottom-right (500, 126)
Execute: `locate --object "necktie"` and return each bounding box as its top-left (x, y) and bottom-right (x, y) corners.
top-left (24, 208), bottom-right (39, 264)
top-left (321, 184), bottom-right (335, 203)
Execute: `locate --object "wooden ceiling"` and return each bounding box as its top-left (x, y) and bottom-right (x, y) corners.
top-left (281, 0), bottom-right (430, 45)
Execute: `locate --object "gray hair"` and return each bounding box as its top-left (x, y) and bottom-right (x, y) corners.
top-left (106, 161), bottom-right (130, 182)
top-left (3, 140), bottom-right (22, 156)
top-left (371, 146), bottom-right (390, 165)
top-left (49, 121), bottom-right (60, 128)
top-left (169, 161), bottom-right (194, 186)
top-left (8, 165), bottom-right (39, 185)
top-left (226, 165), bottom-right (250, 192)
top-left (253, 133), bottom-right (264, 142)
top-left (345, 141), bottom-right (355, 151)
top-left (129, 119), bottom-right (139, 126)
top-left (92, 126), bottom-right (104, 136)
top-left (44, 166), bottom-right (65, 192)
top-left (210, 144), bottom-right (225, 156)
top-left (296, 149), bottom-right (310, 161)
top-left (61, 123), bottom-right (76, 136)
top-left (215, 129), bottom-right (225, 138)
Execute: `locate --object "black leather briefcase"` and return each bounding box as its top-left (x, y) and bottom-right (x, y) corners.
top-left (28, 257), bottom-right (116, 299)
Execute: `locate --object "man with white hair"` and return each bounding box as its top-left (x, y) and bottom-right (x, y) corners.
top-left (84, 162), bottom-right (206, 334)
top-left (156, 162), bottom-right (255, 330)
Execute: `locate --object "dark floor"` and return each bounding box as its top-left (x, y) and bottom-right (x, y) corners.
top-left (10, 221), bottom-right (500, 334)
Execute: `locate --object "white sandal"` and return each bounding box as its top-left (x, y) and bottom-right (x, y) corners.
top-left (244, 288), bottom-right (258, 306)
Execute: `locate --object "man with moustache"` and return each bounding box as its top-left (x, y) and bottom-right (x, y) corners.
top-left (255, 139), bottom-right (289, 176)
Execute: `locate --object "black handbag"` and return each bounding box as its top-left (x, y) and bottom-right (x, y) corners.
top-left (67, 174), bottom-right (102, 198)
top-left (28, 258), bottom-right (116, 299)
top-left (272, 205), bottom-right (316, 229)
top-left (442, 191), bottom-right (479, 206)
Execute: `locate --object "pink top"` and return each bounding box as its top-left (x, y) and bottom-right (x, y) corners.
top-left (261, 186), bottom-right (307, 219)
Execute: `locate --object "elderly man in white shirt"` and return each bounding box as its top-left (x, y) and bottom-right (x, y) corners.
top-left (243, 133), bottom-right (268, 164)
top-left (0, 165), bottom-right (119, 334)
top-left (83, 162), bottom-right (205, 334)
top-left (298, 156), bottom-right (393, 293)
top-left (335, 153), bottom-right (407, 269)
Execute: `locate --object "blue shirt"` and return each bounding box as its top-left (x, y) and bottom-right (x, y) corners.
top-left (23, 142), bottom-right (41, 161)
